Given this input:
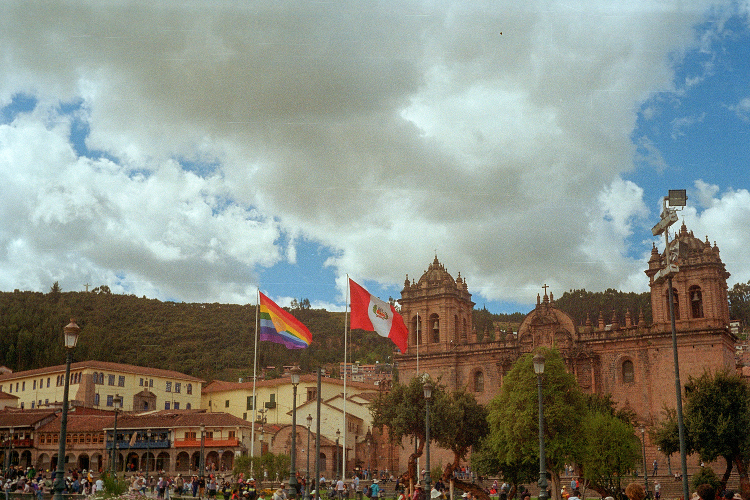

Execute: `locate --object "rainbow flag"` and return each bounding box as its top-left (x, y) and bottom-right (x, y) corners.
top-left (259, 292), bottom-right (312, 349)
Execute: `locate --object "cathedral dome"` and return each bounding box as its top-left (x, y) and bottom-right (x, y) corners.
top-left (417, 256), bottom-right (456, 287)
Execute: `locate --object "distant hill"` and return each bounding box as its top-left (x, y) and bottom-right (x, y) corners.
top-left (0, 284), bottom-right (652, 381)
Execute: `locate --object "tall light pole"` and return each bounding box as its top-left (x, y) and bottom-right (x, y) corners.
top-left (651, 189), bottom-right (689, 500)
top-left (306, 414), bottom-right (313, 498)
top-left (640, 426), bottom-right (649, 496)
top-left (288, 366), bottom-right (302, 498)
top-left (200, 424), bottom-right (206, 482)
top-left (4, 426), bottom-right (14, 471)
top-left (145, 428), bottom-right (152, 493)
top-left (423, 379), bottom-right (433, 492)
top-left (335, 429), bottom-right (341, 480)
top-left (53, 319), bottom-right (80, 500)
top-left (533, 353), bottom-right (548, 500)
top-left (110, 394), bottom-right (122, 477)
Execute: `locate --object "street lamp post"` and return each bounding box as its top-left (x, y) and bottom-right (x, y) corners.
top-left (651, 189), bottom-right (689, 500)
top-left (288, 366), bottom-right (302, 498)
top-left (200, 424), bottom-right (206, 482)
top-left (4, 426), bottom-right (14, 471)
top-left (533, 353), bottom-right (548, 500)
top-left (423, 379), bottom-right (433, 492)
top-left (145, 428), bottom-right (152, 493)
top-left (53, 319), bottom-right (81, 500)
top-left (306, 414), bottom-right (313, 499)
top-left (110, 395), bottom-right (122, 477)
top-left (335, 429), bottom-right (341, 480)
top-left (640, 426), bottom-right (649, 496)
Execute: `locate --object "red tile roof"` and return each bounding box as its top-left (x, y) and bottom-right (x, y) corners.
top-left (0, 360), bottom-right (204, 383)
top-left (0, 408), bottom-right (58, 428)
top-left (202, 374), bottom-right (377, 394)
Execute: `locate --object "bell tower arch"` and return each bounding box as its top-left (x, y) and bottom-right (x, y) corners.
top-left (645, 222), bottom-right (731, 330)
top-left (398, 256), bottom-right (475, 355)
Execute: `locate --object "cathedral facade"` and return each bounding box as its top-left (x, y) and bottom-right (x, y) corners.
top-left (395, 223), bottom-right (736, 428)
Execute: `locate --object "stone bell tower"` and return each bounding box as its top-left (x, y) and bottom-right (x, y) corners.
top-left (645, 222), bottom-right (731, 332)
top-left (398, 256), bottom-right (475, 355)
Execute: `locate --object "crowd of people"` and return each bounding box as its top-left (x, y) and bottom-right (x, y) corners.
top-left (2, 465), bottom-right (104, 498)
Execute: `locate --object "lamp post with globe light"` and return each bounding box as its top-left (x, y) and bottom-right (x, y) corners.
top-left (423, 378), bottom-right (433, 492)
top-left (288, 366), bottom-right (302, 498)
top-left (53, 319), bottom-right (81, 500)
top-left (533, 353), bottom-right (548, 500)
top-left (306, 414), bottom-right (313, 498)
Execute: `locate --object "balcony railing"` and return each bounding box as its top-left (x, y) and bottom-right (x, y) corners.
top-left (106, 440), bottom-right (171, 450)
top-left (173, 438), bottom-right (239, 448)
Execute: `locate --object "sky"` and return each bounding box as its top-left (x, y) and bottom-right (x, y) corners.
top-left (1, 1), bottom-right (749, 315)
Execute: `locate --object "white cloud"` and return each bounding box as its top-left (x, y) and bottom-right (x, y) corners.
top-left (0, 0), bottom-right (740, 307)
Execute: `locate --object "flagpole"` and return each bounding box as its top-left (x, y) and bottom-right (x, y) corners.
top-left (416, 311), bottom-right (420, 375)
top-left (343, 276), bottom-right (349, 481)
top-left (251, 289), bottom-right (260, 461)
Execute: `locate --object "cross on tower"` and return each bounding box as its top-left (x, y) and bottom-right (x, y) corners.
top-left (542, 283), bottom-right (549, 295)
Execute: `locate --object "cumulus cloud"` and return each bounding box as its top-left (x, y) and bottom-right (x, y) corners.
top-left (0, 0), bottom-right (739, 308)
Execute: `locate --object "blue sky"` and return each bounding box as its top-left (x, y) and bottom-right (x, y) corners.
top-left (1, 1), bottom-right (749, 315)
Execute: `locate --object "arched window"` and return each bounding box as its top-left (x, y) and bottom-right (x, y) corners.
top-left (622, 360), bottom-right (635, 383)
top-left (689, 285), bottom-right (704, 318)
top-left (474, 371), bottom-right (484, 392)
top-left (430, 314), bottom-right (440, 343)
top-left (665, 288), bottom-right (680, 320)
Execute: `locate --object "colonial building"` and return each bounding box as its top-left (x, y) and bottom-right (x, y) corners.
top-left (396, 223), bottom-right (735, 472)
top-left (202, 374), bottom-right (399, 477)
top-left (0, 360), bottom-right (204, 412)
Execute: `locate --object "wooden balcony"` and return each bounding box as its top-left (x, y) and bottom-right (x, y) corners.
top-left (174, 438), bottom-right (239, 448)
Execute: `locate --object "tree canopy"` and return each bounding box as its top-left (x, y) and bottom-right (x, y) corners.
top-left (369, 375), bottom-right (488, 497)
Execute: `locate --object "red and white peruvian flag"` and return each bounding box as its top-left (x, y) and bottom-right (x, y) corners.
top-left (349, 278), bottom-right (408, 353)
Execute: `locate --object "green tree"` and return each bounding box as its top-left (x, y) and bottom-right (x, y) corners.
top-left (579, 411), bottom-right (641, 498)
top-left (486, 348), bottom-right (585, 500)
top-left (370, 377), bottom-right (488, 497)
top-left (682, 369), bottom-right (750, 497)
top-left (729, 281), bottom-right (750, 336)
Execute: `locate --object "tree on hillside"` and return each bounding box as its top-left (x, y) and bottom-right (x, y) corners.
top-left (729, 281), bottom-right (750, 336)
top-left (485, 348), bottom-right (585, 500)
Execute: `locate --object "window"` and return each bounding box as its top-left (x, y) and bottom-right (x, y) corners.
top-left (22, 381), bottom-right (25, 391)
top-left (175, 382), bottom-right (181, 393)
top-left (307, 388), bottom-right (317, 401)
top-left (20, 402), bottom-right (24, 409)
top-left (107, 395), bottom-right (114, 407)
top-left (16, 382), bottom-right (20, 391)
top-left (622, 360), bottom-right (635, 383)
top-left (47, 377), bottom-right (50, 388)
top-left (166, 382), bottom-right (172, 392)
top-left (205, 431), bottom-right (213, 439)
top-left (31, 401), bottom-right (35, 409)
top-left (430, 313), bottom-right (440, 343)
top-left (690, 285), bottom-right (704, 318)
top-left (247, 396), bottom-right (256, 411)
top-left (225, 400), bottom-right (230, 408)
top-left (165, 401), bottom-right (171, 410)
top-left (94, 394), bottom-right (100, 406)
top-left (149, 379), bottom-right (153, 388)
top-left (474, 371), bottom-right (484, 392)
top-left (228, 430), bottom-right (236, 439)
top-left (140, 378), bottom-right (144, 386)
top-left (187, 383), bottom-right (192, 395)
top-left (118, 375), bottom-right (125, 387)
top-left (45, 399), bottom-right (49, 405)
top-left (185, 431), bottom-right (196, 440)
top-left (108, 374), bottom-right (115, 386)
top-left (33, 380), bottom-right (36, 390)
top-left (174, 402), bottom-right (180, 410)
top-left (186, 403), bottom-right (191, 410)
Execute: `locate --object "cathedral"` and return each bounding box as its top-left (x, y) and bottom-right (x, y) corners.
top-left (395, 222), bottom-right (736, 427)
